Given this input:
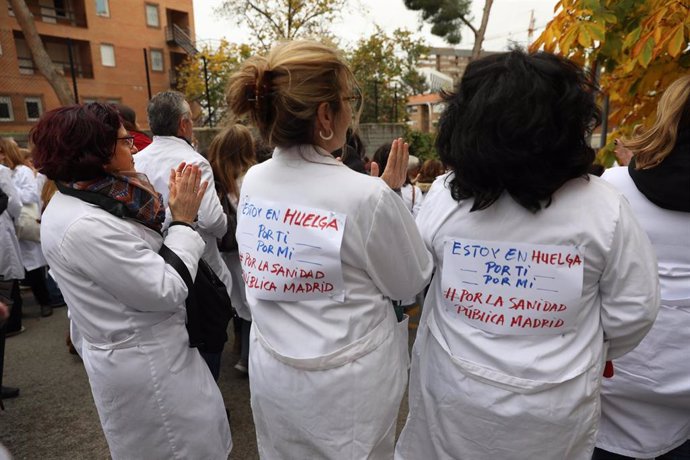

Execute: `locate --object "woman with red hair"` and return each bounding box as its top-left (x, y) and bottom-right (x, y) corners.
top-left (33, 103), bottom-right (231, 459)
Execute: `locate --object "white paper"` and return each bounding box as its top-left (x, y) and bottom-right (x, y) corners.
top-left (237, 197), bottom-right (346, 302)
top-left (441, 238), bottom-right (584, 335)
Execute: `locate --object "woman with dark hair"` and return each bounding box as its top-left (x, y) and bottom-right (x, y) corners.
top-left (595, 75), bottom-right (690, 460)
top-left (114, 103), bottom-right (152, 152)
top-left (395, 50), bottom-right (659, 459)
top-left (207, 123), bottom-right (257, 373)
top-left (33, 103), bottom-right (231, 459)
top-left (226, 40), bottom-right (432, 458)
top-left (336, 128), bottom-right (367, 174)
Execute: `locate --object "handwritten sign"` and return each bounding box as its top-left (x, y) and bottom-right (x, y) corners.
top-left (236, 197), bottom-right (346, 302)
top-left (441, 238), bottom-right (584, 335)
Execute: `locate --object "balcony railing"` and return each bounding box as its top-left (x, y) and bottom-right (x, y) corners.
top-left (9, 2), bottom-right (87, 27)
top-left (17, 57), bottom-right (94, 79)
top-left (166, 24), bottom-right (198, 56)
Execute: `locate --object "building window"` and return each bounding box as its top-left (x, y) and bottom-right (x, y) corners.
top-left (150, 49), bottom-right (164, 71)
top-left (145, 4), bottom-right (160, 27)
top-left (0, 97), bottom-right (14, 122)
top-left (54, 0), bottom-right (68, 18)
top-left (95, 0), bottom-right (109, 17)
top-left (100, 44), bottom-right (115, 67)
top-left (24, 97), bottom-right (42, 121)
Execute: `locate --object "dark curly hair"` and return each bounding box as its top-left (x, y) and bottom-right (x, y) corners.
top-left (31, 102), bottom-right (121, 181)
top-left (436, 49), bottom-right (600, 212)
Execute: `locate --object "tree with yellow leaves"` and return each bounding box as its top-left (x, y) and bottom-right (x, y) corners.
top-left (176, 40), bottom-right (253, 126)
top-left (530, 0), bottom-right (689, 165)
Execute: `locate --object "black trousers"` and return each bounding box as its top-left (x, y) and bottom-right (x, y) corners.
top-left (4, 280), bottom-right (22, 334)
top-left (0, 280), bottom-right (13, 393)
top-left (593, 441), bottom-right (690, 460)
top-left (25, 267), bottom-right (51, 306)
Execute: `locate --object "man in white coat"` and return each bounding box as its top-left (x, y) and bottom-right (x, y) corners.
top-left (134, 91), bottom-right (232, 380)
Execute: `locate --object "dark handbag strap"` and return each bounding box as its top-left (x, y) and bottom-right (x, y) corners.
top-left (158, 244), bottom-right (193, 290)
top-left (0, 186), bottom-right (8, 216)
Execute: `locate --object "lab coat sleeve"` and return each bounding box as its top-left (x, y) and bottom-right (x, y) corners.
top-left (364, 188), bottom-right (433, 300)
top-left (13, 166), bottom-right (39, 205)
top-left (599, 198), bottom-right (660, 360)
top-left (195, 160), bottom-right (227, 238)
top-left (61, 216), bottom-right (206, 312)
top-left (0, 167), bottom-right (22, 218)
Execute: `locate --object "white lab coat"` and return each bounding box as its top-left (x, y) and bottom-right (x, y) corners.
top-left (395, 173), bottom-right (660, 460)
top-left (41, 192), bottom-right (231, 459)
top-left (12, 164), bottom-right (46, 271)
top-left (596, 167), bottom-right (690, 458)
top-left (134, 136), bottom-right (233, 298)
top-left (0, 165), bottom-right (24, 280)
top-left (239, 145), bottom-right (433, 459)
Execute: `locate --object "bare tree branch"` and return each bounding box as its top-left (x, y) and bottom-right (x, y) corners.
top-left (245, 0), bottom-right (285, 37)
top-left (471, 0), bottom-right (494, 58)
top-left (457, 15), bottom-right (478, 38)
top-left (9, 0), bottom-right (73, 105)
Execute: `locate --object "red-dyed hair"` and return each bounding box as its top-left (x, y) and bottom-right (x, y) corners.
top-left (31, 103), bottom-right (122, 181)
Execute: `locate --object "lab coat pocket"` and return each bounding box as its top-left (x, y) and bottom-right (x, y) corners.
top-left (150, 310), bottom-right (189, 375)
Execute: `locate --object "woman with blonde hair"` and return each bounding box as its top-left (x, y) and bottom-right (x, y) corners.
top-left (207, 124), bottom-right (256, 373)
top-left (595, 75), bottom-right (690, 460)
top-left (0, 137), bottom-right (56, 319)
top-left (226, 40), bottom-right (433, 458)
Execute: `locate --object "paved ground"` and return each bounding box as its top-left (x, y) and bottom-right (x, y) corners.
top-left (1, 293), bottom-right (417, 459)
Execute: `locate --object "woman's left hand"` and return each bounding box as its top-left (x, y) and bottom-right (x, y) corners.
top-left (614, 139), bottom-right (633, 166)
top-left (168, 162), bottom-right (208, 224)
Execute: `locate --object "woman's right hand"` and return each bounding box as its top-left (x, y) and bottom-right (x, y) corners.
top-left (168, 162), bottom-right (208, 224)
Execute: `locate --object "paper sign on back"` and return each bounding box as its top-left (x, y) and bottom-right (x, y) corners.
top-left (441, 238), bottom-right (584, 335)
top-left (237, 197), bottom-right (346, 302)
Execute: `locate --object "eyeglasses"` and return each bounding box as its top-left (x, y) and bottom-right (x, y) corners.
top-left (117, 136), bottom-right (135, 149)
top-left (342, 88), bottom-right (363, 112)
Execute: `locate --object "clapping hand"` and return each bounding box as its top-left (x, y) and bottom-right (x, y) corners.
top-left (370, 138), bottom-right (409, 189)
top-left (168, 162), bottom-right (208, 224)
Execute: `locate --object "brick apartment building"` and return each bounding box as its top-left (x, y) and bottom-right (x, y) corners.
top-left (406, 93), bottom-right (444, 134)
top-left (417, 47), bottom-right (476, 85)
top-left (406, 47), bottom-right (498, 133)
top-left (0, 0), bottom-right (196, 133)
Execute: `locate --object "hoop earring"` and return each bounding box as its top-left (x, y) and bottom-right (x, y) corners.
top-left (319, 129), bottom-right (334, 141)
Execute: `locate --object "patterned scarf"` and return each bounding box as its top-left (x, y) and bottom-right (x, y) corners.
top-left (61, 172), bottom-right (166, 232)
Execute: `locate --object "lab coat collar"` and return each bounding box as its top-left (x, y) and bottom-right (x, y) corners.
top-left (273, 144), bottom-right (342, 166)
top-left (151, 135), bottom-right (194, 149)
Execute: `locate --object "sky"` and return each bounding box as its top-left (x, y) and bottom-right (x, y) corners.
top-left (192, 0), bottom-right (560, 52)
